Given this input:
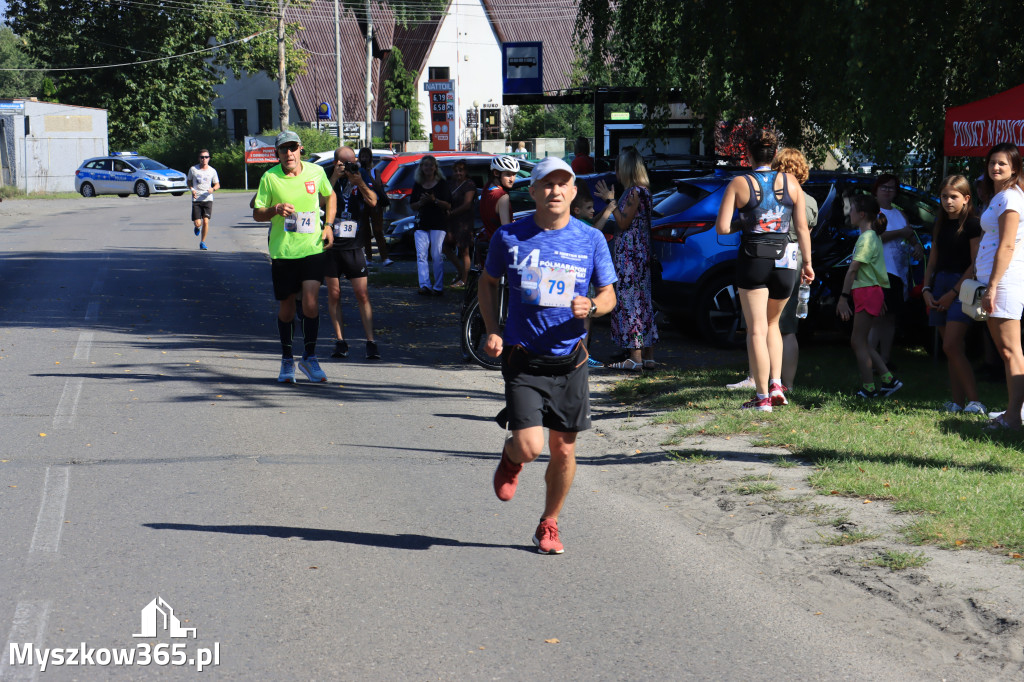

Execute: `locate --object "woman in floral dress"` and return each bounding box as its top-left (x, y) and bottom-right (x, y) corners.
top-left (597, 147), bottom-right (658, 370)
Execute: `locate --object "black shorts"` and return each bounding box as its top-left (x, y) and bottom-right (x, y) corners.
top-left (271, 252), bottom-right (328, 300)
top-left (735, 252), bottom-right (799, 299)
top-left (191, 202), bottom-right (212, 221)
top-left (883, 273), bottom-right (905, 315)
top-left (501, 343), bottom-right (591, 433)
top-left (325, 248), bottom-right (368, 280)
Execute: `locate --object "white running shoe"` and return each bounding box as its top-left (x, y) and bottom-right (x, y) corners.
top-left (727, 376), bottom-right (755, 390)
top-left (943, 401), bottom-right (963, 413)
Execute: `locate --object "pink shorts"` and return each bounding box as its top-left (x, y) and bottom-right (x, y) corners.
top-left (852, 285), bottom-right (884, 317)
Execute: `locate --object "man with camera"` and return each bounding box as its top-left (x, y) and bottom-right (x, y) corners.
top-left (325, 146), bottom-right (381, 360)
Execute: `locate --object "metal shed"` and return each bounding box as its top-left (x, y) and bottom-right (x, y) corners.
top-left (0, 99), bottom-right (108, 193)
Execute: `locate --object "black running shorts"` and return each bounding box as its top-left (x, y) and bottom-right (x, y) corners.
top-left (191, 202), bottom-right (212, 221)
top-left (882, 273), bottom-right (904, 315)
top-left (271, 252), bottom-right (328, 300)
top-left (735, 251), bottom-right (799, 300)
top-left (325, 247), bottom-right (368, 280)
top-left (501, 344), bottom-right (591, 433)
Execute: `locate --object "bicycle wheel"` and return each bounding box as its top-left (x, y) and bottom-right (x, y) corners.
top-left (461, 298), bottom-right (503, 370)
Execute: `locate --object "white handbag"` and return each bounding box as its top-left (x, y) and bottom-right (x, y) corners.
top-left (959, 279), bottom-right (988, 321)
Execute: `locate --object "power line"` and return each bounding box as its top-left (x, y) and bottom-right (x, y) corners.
top-left (0, 31), bottom-right (268, 72)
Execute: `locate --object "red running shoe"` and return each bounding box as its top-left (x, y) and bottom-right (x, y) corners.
top-left (533, 518), bottom-right (564, 554)
top-left (741, 396), bottom-right (773, 412)
top-left (769, 382), bottom-right (788, 406)
top-left (493, 443), bottom-right (523, 501)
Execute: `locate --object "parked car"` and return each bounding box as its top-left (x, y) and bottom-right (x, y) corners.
top-left (386, 171), bottom-right (611, 259)
top-left (380, 154), bottom-right (535, 229)
top-left (650, 170), bottom-right (938, 347)
top-left (307, 148), bottom-right (393, 165)
top-left (75, 152), bottom-right (188, 198)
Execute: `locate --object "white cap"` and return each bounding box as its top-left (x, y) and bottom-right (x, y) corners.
top-left (530, 157), bottom-right (575, 185)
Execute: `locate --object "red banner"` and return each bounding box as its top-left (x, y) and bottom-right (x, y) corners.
top-left (244, 136), bottom-right (278, 164)
top-left (944, 85), bottom-right (1024, 157)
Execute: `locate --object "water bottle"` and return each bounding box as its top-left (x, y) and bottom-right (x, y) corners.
top-left (795, 283), bottom-right (810, 319)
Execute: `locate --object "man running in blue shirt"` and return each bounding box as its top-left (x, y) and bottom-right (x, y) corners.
top-left (479, 157), bottom-right (617, 554)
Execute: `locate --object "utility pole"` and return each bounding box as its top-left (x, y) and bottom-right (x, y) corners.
top-left (277, 0), bottom-right (290, 130)
top-left (334, 0), bottom-right (344, 144)
top-left (364, 0), bottom-right (373, 148)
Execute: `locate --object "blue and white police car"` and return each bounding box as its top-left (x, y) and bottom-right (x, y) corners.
top-left (74, 152), bottom-right (188, 198)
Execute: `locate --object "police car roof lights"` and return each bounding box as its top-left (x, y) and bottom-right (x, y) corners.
top-left (111, 151), bottom-right (139, 157)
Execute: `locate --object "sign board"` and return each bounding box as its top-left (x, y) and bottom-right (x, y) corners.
top-left (317, 102), bottom-right (332, 121)
top-left (243, 135), bottom-right (278, 164)
top-left (466, 109), bottom-right (478, 126)
top-left (502, 42), bottom-right (542, 95)
top-left (428, 79), bottom-right (455, 152)
top-left (342, 122), bottom-right (361, 140)
top-left (391, 108), bottom-right (410, 143)
top-left (0, 101), bottom-right (25, 112)
top-left (610, 112), bottom-right (630, 121)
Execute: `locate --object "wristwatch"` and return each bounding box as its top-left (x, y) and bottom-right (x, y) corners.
top-left (587, 298), bottom-right (597, 318)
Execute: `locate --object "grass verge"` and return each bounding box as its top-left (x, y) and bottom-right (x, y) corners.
top-left (612, 343), bottom-right (1024, 557)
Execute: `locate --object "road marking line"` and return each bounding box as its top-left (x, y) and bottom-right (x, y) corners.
top-left (52, 379), bottom-right (82, 429)
top-left (0, 601), bottom-right (50, 681)
top-left (84, 302), bottom-right (100, 322)
top-left (72, 332), bottom-right (94, 361)
top-left (90, 267), bottom-right (107, 295)
top-left (29, 468), bottom-right (69, 554)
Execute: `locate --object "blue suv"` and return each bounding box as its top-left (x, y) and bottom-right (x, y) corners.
top-left (651, 170), bottom-right (938, 346)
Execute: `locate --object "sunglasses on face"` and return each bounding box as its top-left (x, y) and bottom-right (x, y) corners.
top-left (278, 144), bottom-right (300, 153)
top-left (199, 155), bottom-right (210, 159)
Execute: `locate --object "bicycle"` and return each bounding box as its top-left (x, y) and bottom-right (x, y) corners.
top-left (460, 266), bottom-right (508, 370)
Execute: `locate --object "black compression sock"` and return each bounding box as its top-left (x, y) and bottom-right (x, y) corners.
top-left (302, 312), bottom-right (319, 358)
top-left (277, 318), bottom-right (294, 358)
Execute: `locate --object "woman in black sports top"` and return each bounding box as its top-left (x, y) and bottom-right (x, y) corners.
top-left (714, 129), bottom-right (814, 412)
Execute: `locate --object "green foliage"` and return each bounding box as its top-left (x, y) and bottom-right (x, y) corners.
top-left (577, 1), bottom-right (1024, 186)
top-left (504, 103), bottom-right (593, 143)
top-left (0, 27), bottom-right (44, 98)
top-left (381, 47), bottom-right (424, 141)
top-left (4, 0), bottom-right (304, 149)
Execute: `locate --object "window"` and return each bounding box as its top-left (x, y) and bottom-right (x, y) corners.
top-left (428, 66), bottom-right (449, 80)
top-left (216, 109), bottom-right (227, 132)
top-left (232, 109), bottom-right (248, 141)
top-left (257, 99), bottom-right (272, 133)
top-left (86, 160), bottom-right (111, 171)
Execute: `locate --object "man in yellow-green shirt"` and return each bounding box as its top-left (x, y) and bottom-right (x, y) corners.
top-left (253, 130), bottom-right (337, 384)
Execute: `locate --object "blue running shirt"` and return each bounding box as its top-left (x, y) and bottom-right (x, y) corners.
top-left (485, 215), bottom-right (617, 356)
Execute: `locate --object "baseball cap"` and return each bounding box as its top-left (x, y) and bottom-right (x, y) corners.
top-left (530, 157), bottom-right (575, 185)
top-left (275, 130), bottom-right (301, 148)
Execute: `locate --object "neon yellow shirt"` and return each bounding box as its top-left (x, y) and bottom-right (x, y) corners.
top-left (255, 162), bottom-right (333, 260)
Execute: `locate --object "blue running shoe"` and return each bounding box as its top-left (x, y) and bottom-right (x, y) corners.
top-left (297, 355), bottom-right (327, 382)
top-left (587, 356), bottom-right (603, 369)
top-left (199, 241), bottom-right (208, 250)
top-left (277, 358), bottom-right (296, 383)
top-left (194, 225), bottom-right (200, 236)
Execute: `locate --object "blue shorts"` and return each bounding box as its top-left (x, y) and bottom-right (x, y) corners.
top-left (928, 271), bottom-right (973, 326)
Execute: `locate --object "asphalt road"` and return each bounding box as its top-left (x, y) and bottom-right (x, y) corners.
top-left (0, 192), bottom-right (962, 680)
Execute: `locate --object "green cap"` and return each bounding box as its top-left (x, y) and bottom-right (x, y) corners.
top-left (275, 130), bottom-right (301, 148)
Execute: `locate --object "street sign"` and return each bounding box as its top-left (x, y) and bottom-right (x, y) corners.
top-left (467, 109), bottom-right (478, 126)
top-left (243, 136), bottom-right (277, 164)
top-left (342, 122), bottom-right (361, 140)
top-left (502, 42), bottom-right (542, 95)
top-left (317, 102), bottom-right (332, 120)
top-left (610, 112), bottom-right (630, 121)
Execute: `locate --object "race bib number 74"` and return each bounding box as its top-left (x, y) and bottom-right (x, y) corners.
top-left (284, 211), bottom-right (317, 234)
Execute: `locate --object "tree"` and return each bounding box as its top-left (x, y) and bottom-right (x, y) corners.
top-left (0, 27), bottom-right (44, 98)
top-left (576, 1), bottom-right (1024, 185)
top-left (4, 0), bottom-right (294, 148)
top-left (381, 46), bottom-right (424, 141)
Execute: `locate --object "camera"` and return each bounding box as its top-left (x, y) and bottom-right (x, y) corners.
top-left (344, 162), bottom-right (360, 174)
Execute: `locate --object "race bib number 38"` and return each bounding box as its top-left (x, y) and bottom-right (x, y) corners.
top-left (284, 211), bottom-right (317, 234)
top-left (520, 266), bottom-right (577, 307)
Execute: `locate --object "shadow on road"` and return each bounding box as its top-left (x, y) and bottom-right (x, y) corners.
top-left (143, 522), bottom-right (532, 552)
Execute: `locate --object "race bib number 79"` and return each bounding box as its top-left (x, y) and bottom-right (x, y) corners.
top-left (520, 266), bottom-right (577, 307)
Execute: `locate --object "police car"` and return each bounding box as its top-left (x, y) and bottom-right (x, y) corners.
top-left (74, 152), bottom-right (188, 198)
